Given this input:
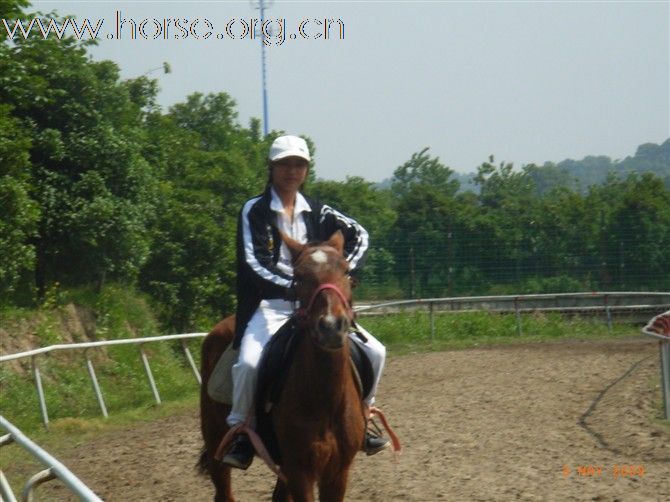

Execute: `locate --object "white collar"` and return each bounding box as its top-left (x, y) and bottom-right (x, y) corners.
top-left (270, 187), bottom-right (312, 214)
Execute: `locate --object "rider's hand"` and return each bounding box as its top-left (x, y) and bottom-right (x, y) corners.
top-left (284, 286), bottom-right (297, 302)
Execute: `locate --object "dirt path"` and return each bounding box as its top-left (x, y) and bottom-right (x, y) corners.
top-left (19, 338), bottom-right (670, 501)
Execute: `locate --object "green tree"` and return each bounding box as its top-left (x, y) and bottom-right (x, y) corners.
top-left (169, 92), bottom-right (238, 152)
top-left (392, 147), bottom-right (459, 199)
top-left (309, 176), bottom-right (397, 296)
top-left (589, 173), bottom-right (670, 289)
top-left (531, 186), bottom-right (594, 289)
top-left (0, 0), bottom-right (29, 19)
top-left (0, 104), bottom-right (39, 301)
top-left (473, 157), bottom-right (539, 287)
top-left (524, 162), bottom-right (579, 196)
top-left (138, 94), bottom-right (268, 330)
top-left (1, 29), bottom-right (158, 296)
top-left (388, 150), bottom-right (460, 296)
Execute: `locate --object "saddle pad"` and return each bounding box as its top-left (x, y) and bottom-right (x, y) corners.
top-left (207, 344), bottom-right (239, 404)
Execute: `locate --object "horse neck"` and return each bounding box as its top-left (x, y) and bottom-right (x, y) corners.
top-left (293, 333), bottom-right (352, 413)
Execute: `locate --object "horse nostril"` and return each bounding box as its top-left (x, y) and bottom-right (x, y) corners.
top-left (318, 316), bottom-right (335, 332)
top-left (318, 314), bottom-right (350, 334)
top-left (336, 317), bottom-right (349, 333)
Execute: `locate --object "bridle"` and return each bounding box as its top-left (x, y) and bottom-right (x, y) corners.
top-left (295, 283), bottom-right (353, 323)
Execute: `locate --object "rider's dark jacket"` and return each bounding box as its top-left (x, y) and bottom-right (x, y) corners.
top-left (233, 186), bottom-right (369, 348)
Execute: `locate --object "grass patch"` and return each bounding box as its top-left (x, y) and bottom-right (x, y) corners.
top-left (0, 340), bottom-right (203, 433)
top-left (1, 284), bottom-right (203, 433)
top-left (357, 310), bottom-right (640, 355)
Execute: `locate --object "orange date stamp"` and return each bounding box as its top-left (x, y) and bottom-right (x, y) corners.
top-left (562, 464), bottom-right (645, 479)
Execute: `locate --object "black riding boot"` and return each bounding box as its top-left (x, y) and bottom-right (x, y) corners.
top-left (364, 419), bottom-right (391, 456)
top-left (221, 434), bottom-right (255, 470)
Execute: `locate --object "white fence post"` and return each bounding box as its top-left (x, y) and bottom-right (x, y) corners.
top-left (139, 345), bottom-right (161, 405)
top-left (84, 349), bottom-right (108, 418)
top-left (181, 340), bottom-right (201, 385)
top-left (0, 433), bottom-right (17, 502)
top-left (604, 294), bottom-right (613, 333)
top-left (31, 356), bottom-right (49, 430)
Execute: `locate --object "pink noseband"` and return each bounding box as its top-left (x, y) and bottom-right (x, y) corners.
top-left (297, 283), bottom-right (353, 320)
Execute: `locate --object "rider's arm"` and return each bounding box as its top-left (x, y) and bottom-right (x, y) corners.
top-left (238, 198), bottom-right (294, 299)
top-left (319, 204), bottom-right (369, 276)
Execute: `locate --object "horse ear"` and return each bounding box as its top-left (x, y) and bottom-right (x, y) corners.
top-left (325, 230), bottom-right (345, 255)
top-left (279, 231), bottom-right (305, 261)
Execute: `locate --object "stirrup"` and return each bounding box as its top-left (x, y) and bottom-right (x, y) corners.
top-left (364, 418), bottom-right (391, 456)
top-left (221, 434), bottom-right (254, 470)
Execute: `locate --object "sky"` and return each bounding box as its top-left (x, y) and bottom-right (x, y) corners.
top-left (28, 1), bottom-right (670, 182)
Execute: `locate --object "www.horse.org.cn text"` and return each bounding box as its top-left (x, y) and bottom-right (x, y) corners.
top-left (1, 11), bottom-right (345, 45)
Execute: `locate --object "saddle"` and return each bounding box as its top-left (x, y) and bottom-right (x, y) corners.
top-left (255, 317), bottom-right (373, 409)
top-left (207, 318), bottom-right (373, 405)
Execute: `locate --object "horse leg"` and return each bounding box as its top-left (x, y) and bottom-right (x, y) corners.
top-left (317, 469), bottom-right (349, 502)
top-left (282, 469), bottom-right (315, 502)
top-left (202, 401), bottom-right (235, 502)
top-left (210, 463), bottom-right (234, 502)
top-left (272, 478), bottom-right (291, 502)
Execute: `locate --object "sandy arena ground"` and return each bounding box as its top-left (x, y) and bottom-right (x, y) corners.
top-left (11, 338), bottom-right (670, 501)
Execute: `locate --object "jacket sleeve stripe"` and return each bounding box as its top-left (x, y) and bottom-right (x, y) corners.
top-left (242, 197), bottom-right (293, 288)
top-left (319, 205), bottom-right (369, 270)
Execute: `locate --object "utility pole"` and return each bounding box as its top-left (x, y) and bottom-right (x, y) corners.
top-left (252, 0), bottom-right (273, 136)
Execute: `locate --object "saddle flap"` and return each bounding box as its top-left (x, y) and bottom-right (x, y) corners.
top-left (256, 318), bottom-right (299, 413)
top-left (349, 331), bottom-right (374, 400)
top-left (207, 344), bottom-right (239, 404)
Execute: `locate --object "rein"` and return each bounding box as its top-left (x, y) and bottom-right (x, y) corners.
top-left (295, 283), bottom-right (353, 321)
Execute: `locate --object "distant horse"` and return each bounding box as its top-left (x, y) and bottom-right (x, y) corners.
top-left (198, 231), bottom-right (366, 501)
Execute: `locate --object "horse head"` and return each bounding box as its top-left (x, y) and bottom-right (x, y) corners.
top-left (280, 231), bottom-right (354, 350)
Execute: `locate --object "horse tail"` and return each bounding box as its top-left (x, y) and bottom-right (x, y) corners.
top-left (196, 446), bottom-right (209, 474)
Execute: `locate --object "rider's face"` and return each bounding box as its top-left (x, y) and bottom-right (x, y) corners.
top-left (271, 156), bottom-right (309, 195)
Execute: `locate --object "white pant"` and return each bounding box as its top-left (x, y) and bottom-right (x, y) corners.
top-left (227, 299), bottom-right (386, 427)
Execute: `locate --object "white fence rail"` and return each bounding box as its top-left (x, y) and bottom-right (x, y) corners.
top-left (1, 292), bottom-right (667, 429)
top-left (0, 333), bottom-right (207, 429)
top-left (0, 415), bottom-right (103, 501)
top-left (355, 291), bottom-right (670, 338)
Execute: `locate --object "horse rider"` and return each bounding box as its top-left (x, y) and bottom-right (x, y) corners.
top-left (223, 134), bottom-right (390, 469)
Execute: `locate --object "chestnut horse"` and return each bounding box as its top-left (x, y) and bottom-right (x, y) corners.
top-left (199, 231), bottom-right (365, 501)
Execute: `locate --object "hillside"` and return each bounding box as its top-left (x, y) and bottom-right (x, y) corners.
top-left (540, 138), bottom-right (670, 192)
top-left (375, 139), bottom-right (670, 193)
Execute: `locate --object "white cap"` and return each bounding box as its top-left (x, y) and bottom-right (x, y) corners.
top-left (269, 135), bottom-right (311, 162)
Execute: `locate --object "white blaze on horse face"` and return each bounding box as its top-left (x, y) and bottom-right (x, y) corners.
top-left (310, 249), bottom-right (328, 264)
top-left (324, 294), bottom-right (336, 326)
